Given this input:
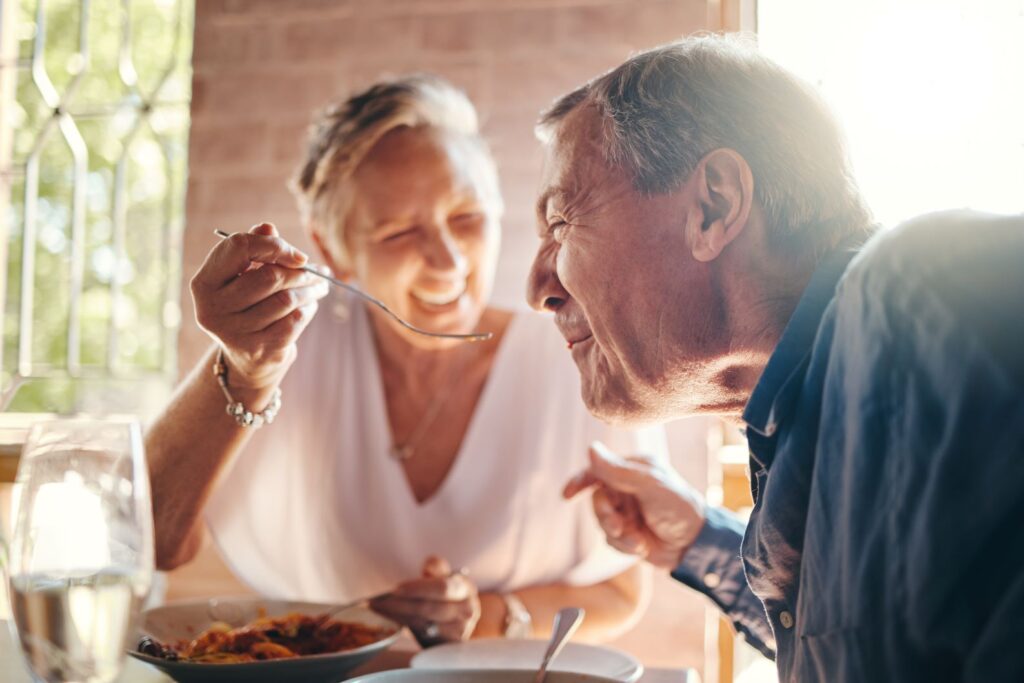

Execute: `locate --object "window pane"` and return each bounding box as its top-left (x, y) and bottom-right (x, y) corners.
top-left (2, 0), bottom-right (194, 416)
top-left (758, 0), bottom-right (1024, 227)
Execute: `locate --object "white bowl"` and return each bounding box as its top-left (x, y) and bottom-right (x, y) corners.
top-left (413, 639), bottom-right (643, 682)
top-left (128, 597), bottom-right (400, 683)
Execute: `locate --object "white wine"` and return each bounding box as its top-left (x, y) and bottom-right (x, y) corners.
top-left (9, 570), bottom-right (148, 683)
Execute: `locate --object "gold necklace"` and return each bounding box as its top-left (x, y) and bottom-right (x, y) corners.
top-left (388, 347), bottom-right (473, 461)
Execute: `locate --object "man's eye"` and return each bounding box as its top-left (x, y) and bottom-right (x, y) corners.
top-left (549, 221), bottom-right (569, 240)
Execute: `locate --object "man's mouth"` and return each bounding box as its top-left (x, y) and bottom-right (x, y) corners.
top-left (411, 281), bottom-right (467, 307)
top-left (567, 334), bottom-right (593, 350)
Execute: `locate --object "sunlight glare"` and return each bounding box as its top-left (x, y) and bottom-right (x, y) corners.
top-left (759, 0), bottom-right (1024, 226)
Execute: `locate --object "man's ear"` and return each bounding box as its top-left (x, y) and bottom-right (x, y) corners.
top-left (309, 225), bottom-right (352, 281)
top-left (688, 148), bottom-right (754, 263)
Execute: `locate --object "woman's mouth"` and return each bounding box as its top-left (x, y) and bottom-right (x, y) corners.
top-left (411, 281), bottom-right (467, 307)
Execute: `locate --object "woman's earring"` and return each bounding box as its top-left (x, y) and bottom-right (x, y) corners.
top-left (322, 262), bottom-right (351, 322)
top-left (332, 296), bottom-right (350, 322)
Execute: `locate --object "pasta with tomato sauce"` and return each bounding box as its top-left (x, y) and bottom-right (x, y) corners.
top-left (138, 612), bottom-right (393, 664)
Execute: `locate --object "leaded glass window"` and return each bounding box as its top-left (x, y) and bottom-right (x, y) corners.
top-left (0, 0), bottom-right (194, 418)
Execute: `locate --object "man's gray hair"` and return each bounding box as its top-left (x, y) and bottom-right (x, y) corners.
top-left (538, 35), bottom-right (873, 252)
top-left (292, 74), bottom-right (501, 266)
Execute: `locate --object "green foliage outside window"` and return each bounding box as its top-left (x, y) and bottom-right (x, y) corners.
top-left (3, 0), bottom-right (193, 417)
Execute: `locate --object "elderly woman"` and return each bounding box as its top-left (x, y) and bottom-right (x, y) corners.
top-left (146, 75), bottom-right (665, 643)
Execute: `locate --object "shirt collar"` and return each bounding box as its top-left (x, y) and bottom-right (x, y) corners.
top-left (743, 241), bottom-right (862, 444)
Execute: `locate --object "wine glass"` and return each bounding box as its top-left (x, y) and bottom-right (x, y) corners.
top-left (6, 418), bottom-right (154, 683)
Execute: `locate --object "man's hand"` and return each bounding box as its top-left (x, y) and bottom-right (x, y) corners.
top-left (370, 556), bottom-right (481, 646)
top-left (564, 441), bottom-right (707, 569)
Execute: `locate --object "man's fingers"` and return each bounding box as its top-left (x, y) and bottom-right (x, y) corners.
top-left (592, 488), bottom-right (627, 538)
top-left (422, 555), bottom-right (452, 579)
top-left (606, 529), bottom-right (650, 557)
top-left (586, 440), bottom-right (656, 495)
top-left (563, 470), bottom-right (600, 499)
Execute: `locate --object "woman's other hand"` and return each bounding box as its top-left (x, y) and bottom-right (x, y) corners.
top-left (370, 556), bottom-right (481, 645)
top-left (564, 441), bottom-right (707, 569)
top-left (190, 222), bottom-right (329, 390)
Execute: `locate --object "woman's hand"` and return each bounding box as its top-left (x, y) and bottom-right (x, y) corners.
top-left (370, 556), bottom-right (481, 646)
top-left (190, 223), bottom-right (329, 391)
top-left (564, 441), bottom-right (707, 569)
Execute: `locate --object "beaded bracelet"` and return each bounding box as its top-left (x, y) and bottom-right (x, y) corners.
top-left (212, 348), bottom-right (282, 428)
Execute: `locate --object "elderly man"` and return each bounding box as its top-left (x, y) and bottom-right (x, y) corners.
top-left (529, 36), bottom-right (1024, 682)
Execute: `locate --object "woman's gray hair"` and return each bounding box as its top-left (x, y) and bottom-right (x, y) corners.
top-left (538, 35), bottom-right (873, 253)
top-left (292, 74), bottom-right (501, 265)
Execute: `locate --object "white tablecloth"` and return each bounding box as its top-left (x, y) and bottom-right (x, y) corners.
top-left (0, 620), bottom-right (164, 682)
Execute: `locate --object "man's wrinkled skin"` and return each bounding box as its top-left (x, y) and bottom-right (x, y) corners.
top-left (528, 104), bottom-right (814, 563)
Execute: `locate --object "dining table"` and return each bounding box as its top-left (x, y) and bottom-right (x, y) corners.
top-left (0, 620), bottom-right (700, 682)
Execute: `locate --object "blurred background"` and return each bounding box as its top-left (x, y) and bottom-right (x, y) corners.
top-left (1, 1), bottom-right (1021, 681)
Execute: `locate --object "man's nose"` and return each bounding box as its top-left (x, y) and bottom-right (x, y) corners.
top-left (526, 244), bottom-right (567, 312)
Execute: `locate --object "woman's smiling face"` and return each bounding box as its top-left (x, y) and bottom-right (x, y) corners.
top-left (338, 125), bottom-right (502, 348)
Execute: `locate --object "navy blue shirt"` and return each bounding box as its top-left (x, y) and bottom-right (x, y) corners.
top-left (672, 211), bottom-right (1024, 682)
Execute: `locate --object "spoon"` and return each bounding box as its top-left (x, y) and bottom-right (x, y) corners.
top-left (533, 607), bottom-right (585, 683)
top-left (214, 229), bottom-right (492, 343)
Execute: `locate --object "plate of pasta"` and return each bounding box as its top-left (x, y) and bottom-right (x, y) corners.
top-left (128, 597), bottom-right (401, 682)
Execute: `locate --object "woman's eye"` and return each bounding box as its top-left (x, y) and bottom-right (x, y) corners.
top-left (450, 212), bottom-right (484, 228)
top-left (382, 227), bottom-right (417, 242)
top-left (549, 221), bottom-right (569, 241)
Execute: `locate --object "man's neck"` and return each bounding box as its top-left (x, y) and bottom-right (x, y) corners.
top-left (702, 239), bottom-right (818, 421)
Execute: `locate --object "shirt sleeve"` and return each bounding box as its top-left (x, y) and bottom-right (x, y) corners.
top-left (670, 506), bottom-right (776, 659)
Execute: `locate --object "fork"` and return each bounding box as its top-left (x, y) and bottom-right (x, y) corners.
top-left (204, 591), bottom-right (391, 627)
top-left (214, 229), bottom-right (492, 343)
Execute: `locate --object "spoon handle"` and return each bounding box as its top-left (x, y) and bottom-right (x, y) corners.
top-left (533, 607), bottom-right (585, 683)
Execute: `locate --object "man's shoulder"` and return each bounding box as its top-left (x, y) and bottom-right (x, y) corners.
top-left (842, 209), bottom-right (1024, 290)
top-left (833, 209), bottom-right (1024, 382)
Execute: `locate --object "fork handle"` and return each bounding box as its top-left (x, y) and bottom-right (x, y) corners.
top-left (213, 229), bottom-right (491, 342)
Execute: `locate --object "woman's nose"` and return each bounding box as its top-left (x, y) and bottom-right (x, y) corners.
top-left (526, 243), bottom-right (567, 312)
top-left (423, 228), bottom-right (468, 275)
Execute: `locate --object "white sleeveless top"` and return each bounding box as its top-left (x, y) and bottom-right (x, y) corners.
top-left (205, 294), bottom-right (667, 602)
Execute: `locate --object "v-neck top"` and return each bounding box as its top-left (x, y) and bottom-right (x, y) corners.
top-left (206, 293), bottom-right (667, 602)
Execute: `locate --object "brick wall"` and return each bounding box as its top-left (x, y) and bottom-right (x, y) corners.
top-left (181, 0), bottom-right (724, 366)
top-left (179, 0), bottom-right (726, 672)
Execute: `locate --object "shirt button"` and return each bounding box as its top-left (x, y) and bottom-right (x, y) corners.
top-left (779, 611), bottom-right (794, 629)
top-left (703, 573), bottom-right (721, 589)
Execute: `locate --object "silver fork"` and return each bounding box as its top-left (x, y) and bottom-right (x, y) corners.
top-left (214, 230), bottom-right (492, 343)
